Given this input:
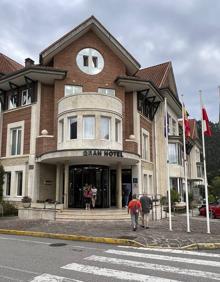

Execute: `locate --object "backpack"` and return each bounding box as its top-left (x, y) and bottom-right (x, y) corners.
top-left (131, 201), bottom-right (139, 214)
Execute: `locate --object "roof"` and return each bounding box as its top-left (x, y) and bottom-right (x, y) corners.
top-left (136, 62), bottom-right (178, 96)
top-left (0, 66), bottom-right (66, 91)
top-left (0, 53), bottom-right (23, 75)
top-left (137, 62), bottom-right (170, 88)
top-left (40, 16), bottom-right (140, 75)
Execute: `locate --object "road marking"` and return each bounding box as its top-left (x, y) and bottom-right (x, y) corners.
top-left (30, 273), bottom-right (83, 282)
top-left (0, 274), bottom-right (23, 281)
top-left (0, 236), bottom-right (50, 245)
top-left (0, 264), bottom-right (39, 275)
top-left (86, 255), bottom-right (220, 280)
top-left (62, 262), bottom-right (179, 281)
top-left (118, 245), bottom-right (220, 258)
top-left (106, 249), bottom-right (220, 267)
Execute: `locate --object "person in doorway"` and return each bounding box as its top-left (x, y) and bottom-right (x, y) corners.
top-left (123, 183), bottom-right (131, 208)
top-left (91, 185), bottom-right (97, 208)
top-left (83, 184), bottom-right (92, 210)
top-left (128, 194), bottom-right (142, 231)
top-left (140, 195), bottom-right (152, 229)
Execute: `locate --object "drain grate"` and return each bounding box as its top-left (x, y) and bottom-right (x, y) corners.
top-left (49, 243), bottom-right (67, 247)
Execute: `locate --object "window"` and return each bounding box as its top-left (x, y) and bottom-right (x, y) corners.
top-left (21, 89), bottom-right (31, 106)
top-left (64, 85), bottom-right (83, 96)
top-left (142, 130), bottom-right (149, 160)
top-left (92, 56), bottom-right (98, 68)
top-left (83, 116), bottom-right (95, 139)
top-left (83, 55), bottom-right (89, 67)
top-left (59, 119), bottom-right (64, 143)
top-left (115, 119), bottom-right (121, 142)
top-left (98, 88), bottom-right (115, 96)
top-left (172, 119), bottom-right (177, 135)
top-left (168, 143), bottom-right (182, 165)
top-left (10, 127), bottom-right (22, 155)
top-left (8, 93), bottom-right (18, 109)
top-left (16, 171), bottom-right (23, 196)
top-left (69, 117), bottom-right (77, 139)
top-left (5, 172), bottom-right (11, 196)
top-left (101, 117), bottom-right (110, 140)
top-left (76, 48), bottom-right (104, 75)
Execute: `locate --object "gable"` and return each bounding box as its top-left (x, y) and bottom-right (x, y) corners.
top-left (40, 16), bottom-right (140, 75)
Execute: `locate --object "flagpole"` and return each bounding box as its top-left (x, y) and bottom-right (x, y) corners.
top-left (199, 90), bottom-right (210, 234)
top-left (181, 95), bottom-right (190, 233)
top-left (165, 97), bottom-right (172, 231)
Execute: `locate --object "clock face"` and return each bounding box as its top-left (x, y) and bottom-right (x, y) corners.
top-left (76, 48), bottom-right (104, 75)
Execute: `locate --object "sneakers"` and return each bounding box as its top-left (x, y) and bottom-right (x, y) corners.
top-left (146, 226), bottom-right (149, 229)
top-left (141, 225), bottom-right (145, 228)
top-left (133, 227), bottom-right (137, 231)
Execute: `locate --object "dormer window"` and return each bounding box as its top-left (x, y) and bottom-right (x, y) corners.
top-left (76, 48), bottom-right (104, 75)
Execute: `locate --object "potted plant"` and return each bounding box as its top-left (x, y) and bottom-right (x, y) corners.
top-left (21, 196), bottom-right (32, 208)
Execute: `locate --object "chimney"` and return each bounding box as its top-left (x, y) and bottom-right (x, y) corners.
top-left (25, 58), bottom-right (34, 67)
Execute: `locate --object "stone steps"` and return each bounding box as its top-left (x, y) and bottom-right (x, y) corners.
top-left (56, 209), bottom-right (130, 221)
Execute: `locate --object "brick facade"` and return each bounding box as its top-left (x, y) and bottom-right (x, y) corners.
top-left (1, 107), bottom-right (31, 157)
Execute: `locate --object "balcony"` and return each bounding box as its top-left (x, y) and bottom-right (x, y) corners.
top-left (58, 93), bottom-right (122, 117)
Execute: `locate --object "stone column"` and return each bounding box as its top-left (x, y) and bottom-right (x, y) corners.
top-left (56, 164), bottom-right (61, 202)
top-left (64, 163), bottom-right (69, 209)
top-left (116, 162), bottom-right (122, 209)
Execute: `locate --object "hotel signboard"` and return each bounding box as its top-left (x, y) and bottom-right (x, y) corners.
top-left (83, 150), bottom-right (123, 158)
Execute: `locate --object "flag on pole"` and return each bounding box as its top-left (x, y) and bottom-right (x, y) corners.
top-left (183, 105), bottom-right (191, 138)
top-left (202, 107), bottom-right (212, 136)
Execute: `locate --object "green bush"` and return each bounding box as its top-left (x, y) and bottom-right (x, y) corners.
top-left (0, 165), bottom-right (5, 203)
top-left (208, 194), bottom-right (216, 203)
top-left (1, 202), bottom-right (18, 217)
top-left (171, 189), bottom-right (180, 205)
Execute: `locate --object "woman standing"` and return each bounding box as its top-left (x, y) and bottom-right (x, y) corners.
top-left (91, 185), bottom-right (97, 208)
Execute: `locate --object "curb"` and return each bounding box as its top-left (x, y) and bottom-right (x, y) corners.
top-left (0, 229), bottom-right (145, 247)
top-left (181, 242), bottom-right (220, 250)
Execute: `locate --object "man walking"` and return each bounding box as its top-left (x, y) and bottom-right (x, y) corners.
top-left (128, 194), bottom-right (142, 231)
top-left (140, 195), bottom-right (152, 229)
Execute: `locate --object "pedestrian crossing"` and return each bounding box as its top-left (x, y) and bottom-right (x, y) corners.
top-left (31, 245), bottom-right (220, 282)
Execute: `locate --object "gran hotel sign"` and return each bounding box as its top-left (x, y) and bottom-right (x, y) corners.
top-left (83, 150), bottom-right (123, 158)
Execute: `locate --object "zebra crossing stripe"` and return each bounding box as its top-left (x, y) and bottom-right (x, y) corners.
top-left (62, 262), bottom-right (179, 281)
top-left (30, 273), bottom-right (83, 282)
top-left (106, 249), bottom-right (220, 267)
top-left (85, 255), bottom-right (220, 280)
top-left (118, 245), bottom-right (220, 258)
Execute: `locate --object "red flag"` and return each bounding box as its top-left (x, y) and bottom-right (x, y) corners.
top-left (183, 105), bottom-right (191, 138)
top-left (202, 107), bottom-right (212, 136)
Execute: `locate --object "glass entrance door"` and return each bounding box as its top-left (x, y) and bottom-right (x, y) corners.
top-left (69, 165), bottom-right (110, 208)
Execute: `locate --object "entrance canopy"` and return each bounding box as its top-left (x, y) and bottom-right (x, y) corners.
top-left (36, 149), bottom-right (139, 166)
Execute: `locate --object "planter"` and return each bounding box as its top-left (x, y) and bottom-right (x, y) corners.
top-left (23, 202), bottom-right (31, 208)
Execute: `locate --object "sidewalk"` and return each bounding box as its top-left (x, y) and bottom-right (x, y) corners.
top-left (0, 215), bottom-right (219, 248)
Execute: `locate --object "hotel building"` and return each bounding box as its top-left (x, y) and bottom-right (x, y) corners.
top-left (0, 16), bottom-right (203, 209)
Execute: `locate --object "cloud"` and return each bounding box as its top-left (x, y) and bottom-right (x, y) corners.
top-left (0, 0), bottom-right (219, 121)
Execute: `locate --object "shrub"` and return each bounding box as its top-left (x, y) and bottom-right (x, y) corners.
top-left (171, 189), bottom-right (180, 205)
top-left (1, 202), bottom-right (18, 216)
top-left (21, 196), bottom-right (32, 203)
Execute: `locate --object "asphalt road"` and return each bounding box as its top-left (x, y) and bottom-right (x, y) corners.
top-left (0, 234), bottom-right (220, 282)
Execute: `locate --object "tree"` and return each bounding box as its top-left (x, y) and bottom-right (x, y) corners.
top-left (0, 165), bottom-right (5, 202)
top-left (211, 176), bottom-right (220, 198)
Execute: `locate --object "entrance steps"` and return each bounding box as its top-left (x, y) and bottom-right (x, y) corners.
top-left (55, 208), bottom-right (131, 221)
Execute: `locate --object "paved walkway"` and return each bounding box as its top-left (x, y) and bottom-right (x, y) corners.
top-left (0, 215), bottom-right (219, 248)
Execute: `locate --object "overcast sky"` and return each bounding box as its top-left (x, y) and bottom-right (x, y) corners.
top-left (0, 0), bottom-right (219, 122)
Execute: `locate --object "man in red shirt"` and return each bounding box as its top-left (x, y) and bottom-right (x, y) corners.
top-left (128, 194), bottom-right (142, 231)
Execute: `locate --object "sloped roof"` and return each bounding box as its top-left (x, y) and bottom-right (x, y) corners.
top-left (0, 53), bottom-right (23, 75)
top-left (137, 62), bottom-right (170, 88)
top-left (40, 16), bottom-right (140, 75)
top-left (136, 61), bottom-right (178, 96)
